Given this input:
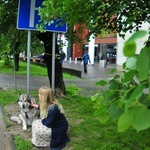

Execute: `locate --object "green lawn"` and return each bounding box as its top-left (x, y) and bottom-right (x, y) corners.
top-left (61, 95), bottom-right (150, 150)
top-left (0, 89), bottom-right (150, 150)
top-left (0, 59), bottom-right (150, 149)
top-left (0, 59), bottom-right (76, 79)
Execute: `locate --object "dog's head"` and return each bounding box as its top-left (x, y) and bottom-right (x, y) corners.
top-left (18, 94), bottom-right (31, 111)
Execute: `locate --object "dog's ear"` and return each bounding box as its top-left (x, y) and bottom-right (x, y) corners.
top-left (27, 94), bottom-right (31, 102)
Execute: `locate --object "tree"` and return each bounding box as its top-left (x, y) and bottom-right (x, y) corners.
top-left (38, 0), bottom-right (149, 39)
top-left (0, 0), bottom-right (149, 98)
top-left (0, 0), bottom-right (26, 70)
top-left (36, 32), bottom-right (65, 96)
top-left (38, 0), bottom-right (150, 131)
top-left (0, 0), bottom-right (65, 96)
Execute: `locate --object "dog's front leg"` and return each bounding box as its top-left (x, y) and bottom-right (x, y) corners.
top-left (19, 114), bottom-right (27, 130)
top-left (10, 116), bottom-right (22, 124)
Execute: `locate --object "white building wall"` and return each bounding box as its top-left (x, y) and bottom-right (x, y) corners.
top-left (117, 22), bottom-right (149, 70)
top-left (88, 34), bottom-right (95, 65)
top-left (61, 34), bottom-right (68, 61)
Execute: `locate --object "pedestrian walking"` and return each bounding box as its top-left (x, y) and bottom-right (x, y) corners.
top-left (38, 54), bottom-right (43, 63)
top-left (60, 50), bottom-right (66, 66)
top-left (82, 50), bottom-right (91, 73)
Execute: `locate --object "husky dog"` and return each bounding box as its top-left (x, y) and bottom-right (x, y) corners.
top-left (10, 94), bottom-right (39, 130)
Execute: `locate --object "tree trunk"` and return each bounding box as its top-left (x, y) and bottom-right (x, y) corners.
top-left (36, 32), bottom-right (65, 97)
top-left (14, 42), bottom-right (20, 71)
top-left (14, 53), bottom-right (19, 71)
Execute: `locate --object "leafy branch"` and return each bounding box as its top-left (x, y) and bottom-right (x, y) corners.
top-left (92, 30), bottom-right (150, 132)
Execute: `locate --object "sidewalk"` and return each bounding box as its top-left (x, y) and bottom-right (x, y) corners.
top-left (0, 61), bottom-right (118, 150)
top-left (63, 61), bottom-right (117, 78)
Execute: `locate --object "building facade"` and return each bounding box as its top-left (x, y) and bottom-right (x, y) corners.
top-left (73, 32), bottom-right (117, 65)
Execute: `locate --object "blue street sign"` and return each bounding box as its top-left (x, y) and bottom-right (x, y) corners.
top-left (17, 0), bottom-right (67, 33)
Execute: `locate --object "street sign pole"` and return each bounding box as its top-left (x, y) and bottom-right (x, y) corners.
top-left (27, 30), bottom-right (31, 94)
top-left (17, 0), bottom-right (67, 93)
top-left (13, 49), bottom-right (17, 91)
top-left (52, 32), bottom-right (56, 91)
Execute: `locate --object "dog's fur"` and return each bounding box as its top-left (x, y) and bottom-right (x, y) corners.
top-left (10, 94), bottom-right (39, 130)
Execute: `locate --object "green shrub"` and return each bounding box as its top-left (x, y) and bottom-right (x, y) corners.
top-left (66, 84), bottom-right (81, 96)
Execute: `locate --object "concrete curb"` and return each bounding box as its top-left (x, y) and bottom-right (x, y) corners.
top-left (0, 105), bottom-right (16, 150)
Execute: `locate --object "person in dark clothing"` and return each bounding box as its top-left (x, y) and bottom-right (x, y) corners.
top-left (38, 54), bottom-right (43, 63)
top-left (60, 50), bottom-right (66, 66)
top-left (82, 50), bottom-right (91, 73)
top-left (30, 86), bottom-right (70, 150)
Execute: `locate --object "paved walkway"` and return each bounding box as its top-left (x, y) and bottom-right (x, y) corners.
top-left (0, 61), bottom-right (118, 91)
top-left (0, 61), bottom-right (118, 150)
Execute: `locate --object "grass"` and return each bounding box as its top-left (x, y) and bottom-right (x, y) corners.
top-left (0, 59), bottom-right (76, 79)
top-left (1, 59), bottom-right (150, 149)
top-left (14, 135), bottom-right (32, 150)
top-left (61, 95), bottom-right (150, 150)
top-left (1, 89), bottom-right (150, 150)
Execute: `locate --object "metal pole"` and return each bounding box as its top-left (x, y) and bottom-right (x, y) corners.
top-left (27, 30), bottom-right (31, 94)
top-left (52, 32), bottom-right (56, 91)
top-left (13, 49), bottom-right (17, 91)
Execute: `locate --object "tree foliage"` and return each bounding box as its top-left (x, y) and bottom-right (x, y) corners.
top-left (0, 0), bottom-right (149, 99)
top-left (0, 0), bottom-right (66, 94)
top-left (0, 1), bottom-right (44, 56)
top-left (0, 0), bottom-right (18, 55)
top-left (92, 31), bottom-right (150, 132)
top-left (39, 0), bottom-right (150, 39)
top-left (37, 0), bottom-right (150, 131)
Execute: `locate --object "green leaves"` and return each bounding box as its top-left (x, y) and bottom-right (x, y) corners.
top-left (123, 41), bottom-right (136, 57)
top-left (96, 80), bottom-right (107, 86)
top-left (38, 0), bottom-right (149, 40)
top-left (131, 106), bottom-right (150, 132)
top-left (109, 104), bottom-right (124, 120)
top-left (123, 30), bottom-right (147, 57)
top-left (121, 70), bottom-right (135, 83)
top-left (98, 113), bottom-right (109, 123)
top-left (66, 84), bottom-right (81, 96)
top-left (94, 104), bottom-right (106, 116)
top-left (126, 57), bottom-right (137, 70)
top-left (108, 80), bottom-right (120, 90)
top-left (128, 30), bottom-right (147, 42)
top-left (137, 47), bottom-right (150, 81)
top-left (118, 106), bottom-right (150, 132)
top-left (118, 110), bottom-right (133, 132)
top-left (125, 84), bottom-right (145, 109)
top-left (92, 30), bottom-right (150, 132)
